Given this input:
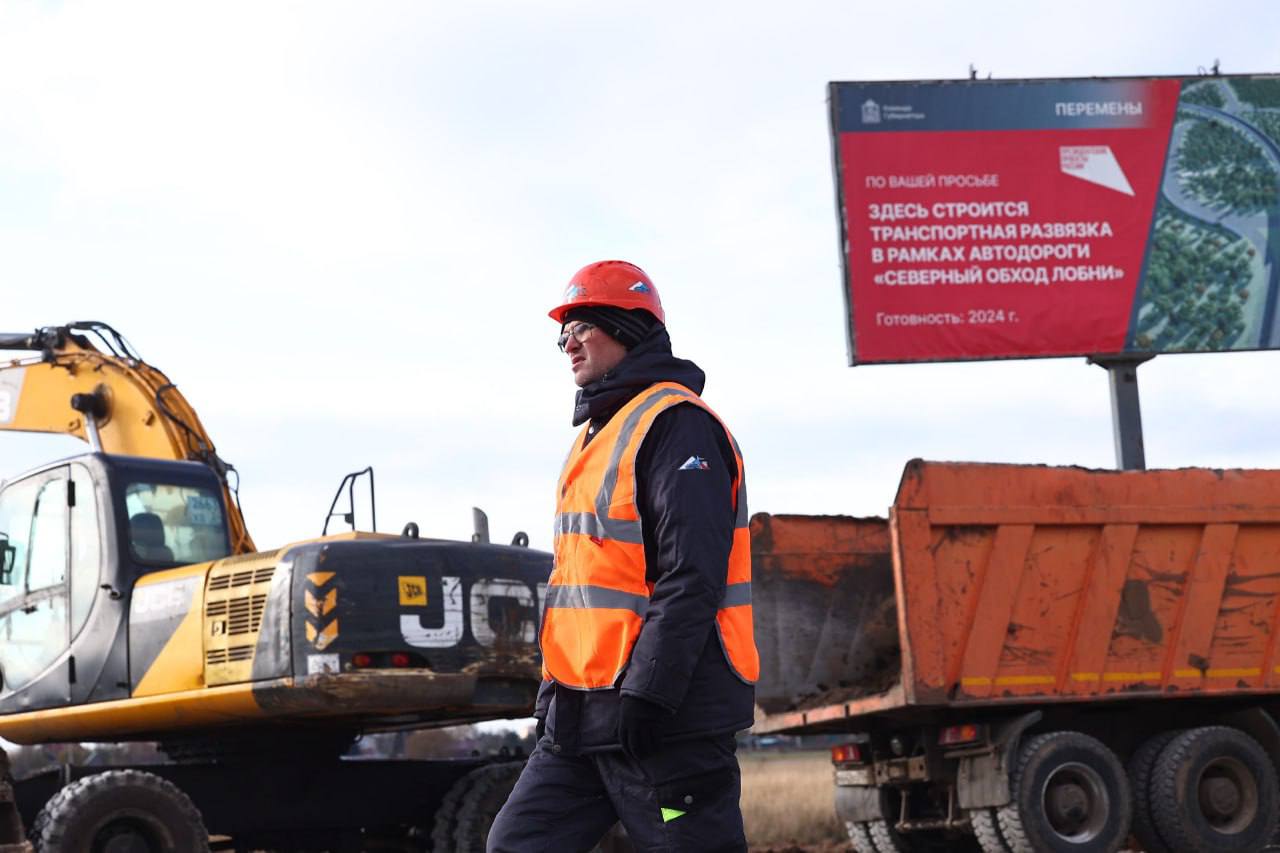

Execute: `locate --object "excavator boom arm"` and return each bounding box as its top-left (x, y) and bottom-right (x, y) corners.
top-left (0, 322), bottom-right (254, 553)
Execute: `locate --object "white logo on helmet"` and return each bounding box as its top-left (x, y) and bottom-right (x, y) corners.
top-left (628, 281), bottom-right (650, 293)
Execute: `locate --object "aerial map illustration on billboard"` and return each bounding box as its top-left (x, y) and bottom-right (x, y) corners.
top-left (830, 75), bottom-right (1280, 364)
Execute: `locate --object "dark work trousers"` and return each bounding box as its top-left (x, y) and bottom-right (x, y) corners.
top-left (486, 733), bottom-right (747, 852)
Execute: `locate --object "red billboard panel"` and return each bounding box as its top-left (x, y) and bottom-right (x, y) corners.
top-left (831, 76), bottom-right (1280, 364)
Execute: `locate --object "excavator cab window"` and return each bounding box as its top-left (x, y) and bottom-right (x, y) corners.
top-left (124, 482), bottom-right (229, 565)
top-left (0, 478), bottom-right (38, 594)
top-left (0, 468), bottom-right (72, 692)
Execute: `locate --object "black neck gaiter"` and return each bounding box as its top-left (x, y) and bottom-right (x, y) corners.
top-left (571, 328), bottom-right (707, 427)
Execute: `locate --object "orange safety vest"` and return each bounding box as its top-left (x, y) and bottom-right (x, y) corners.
top-left (541, 381), bottom-right (758, 690)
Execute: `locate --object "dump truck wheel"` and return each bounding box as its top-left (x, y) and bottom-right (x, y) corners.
top-left (970, 807), bottom-right (1013, 853)
top-left (868, 819), bottom-right (912, 852)
top-left (846, 820), bottom-right (877, 853)
top-left (1126, 730), bottom-right (1182, 853)
top-left (29, 770), bottom-right (209, 853)
top-left (1149, 725), bottom-right (1279, 853)
top-left (996, 731), bottom-right (1131, 853)
top-left (451, 761), bottom-right (523, 852)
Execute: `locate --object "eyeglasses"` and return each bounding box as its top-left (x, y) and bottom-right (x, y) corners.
top-left (557, 322), bottom-right (596, 352)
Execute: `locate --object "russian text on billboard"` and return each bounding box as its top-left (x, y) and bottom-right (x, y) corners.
top-left (831, 76), bottom-right (1280, 364)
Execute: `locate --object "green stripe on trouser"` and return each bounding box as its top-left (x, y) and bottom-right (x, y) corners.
top-left (661, 807), bottom-right (686, 823)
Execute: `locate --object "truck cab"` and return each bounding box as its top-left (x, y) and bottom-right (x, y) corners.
top-left (0, 452), bottom-right (231, 715)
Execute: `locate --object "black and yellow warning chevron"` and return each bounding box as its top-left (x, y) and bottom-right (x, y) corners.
top-left (304, 572), bottom-right (339, 651)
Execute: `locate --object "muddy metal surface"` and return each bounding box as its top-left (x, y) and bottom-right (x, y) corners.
top-left (751, 514), bottom-right (901, 715)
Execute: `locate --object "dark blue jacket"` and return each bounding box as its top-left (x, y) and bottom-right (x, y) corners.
top-left (536, 329), bottom-right (755, 753)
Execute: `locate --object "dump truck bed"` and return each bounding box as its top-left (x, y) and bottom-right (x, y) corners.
top-left (754, 459), bottom-right (1280, 734)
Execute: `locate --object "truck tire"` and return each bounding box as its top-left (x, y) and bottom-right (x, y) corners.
top-left (1126, 730), bottom-right (1181, 853)
top-left (846, 820), bottom-right (878, 853)
top-left (868, 819), bottom-right (908, 852)
top-left (452, 761), bottom-right (523, 852)
top-left (1149, 725), bottom-right (1279, 853)
top-left (971, 807), bottom-right (1013, 853)
top-left (867, 818), bottom-right (977, 852)
top-left (996, 731), bottom-right (1131, 853)
top-left (28, 770), bottom-right (209, 853)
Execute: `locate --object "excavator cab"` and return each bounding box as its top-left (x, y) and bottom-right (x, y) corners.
top-left (0, 452), bottom-right (230, 716)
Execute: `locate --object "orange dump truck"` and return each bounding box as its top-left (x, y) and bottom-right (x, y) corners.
top-left (752, 460), bottom-right (1280, 853)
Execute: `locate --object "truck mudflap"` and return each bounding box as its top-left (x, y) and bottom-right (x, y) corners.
top-left (955, 711), bottom-right (1041, 810)
top-left (835, 785), bottom-right (890, 824)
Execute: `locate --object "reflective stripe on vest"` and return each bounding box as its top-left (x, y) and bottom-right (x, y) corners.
top-left (541, 382), bottom-right (759, 690)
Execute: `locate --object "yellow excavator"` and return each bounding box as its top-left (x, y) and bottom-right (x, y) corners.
top-left (0, 323), bottom-right (551, 852)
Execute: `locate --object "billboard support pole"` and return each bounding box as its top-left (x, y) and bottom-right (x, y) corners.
top-left (1088, 355), bottom-right (1155, 470)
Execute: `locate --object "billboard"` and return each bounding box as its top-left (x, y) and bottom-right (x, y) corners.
top-left (830, 75), bottom-right (1280, 364)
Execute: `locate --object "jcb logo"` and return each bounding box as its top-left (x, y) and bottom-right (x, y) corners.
top-left (398, 576), bottom-right (427, 606)
top-left (401, 577), bottom-right (547, 649)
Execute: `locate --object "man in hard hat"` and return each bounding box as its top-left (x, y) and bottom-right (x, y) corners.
top-left (487, 260), bottom-right (758, 852)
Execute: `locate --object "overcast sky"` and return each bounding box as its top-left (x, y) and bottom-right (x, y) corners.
top-left (2, 1), bottom-right (1278, 552)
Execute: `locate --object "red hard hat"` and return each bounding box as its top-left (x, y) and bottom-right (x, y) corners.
top-left (549, 260), bottom-right (665, 325)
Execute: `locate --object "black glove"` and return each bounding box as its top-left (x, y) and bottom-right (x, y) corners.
top-left (618, 696), bottom-right (667, 760)
top-left (535, 716), bottom-right (546, 741)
